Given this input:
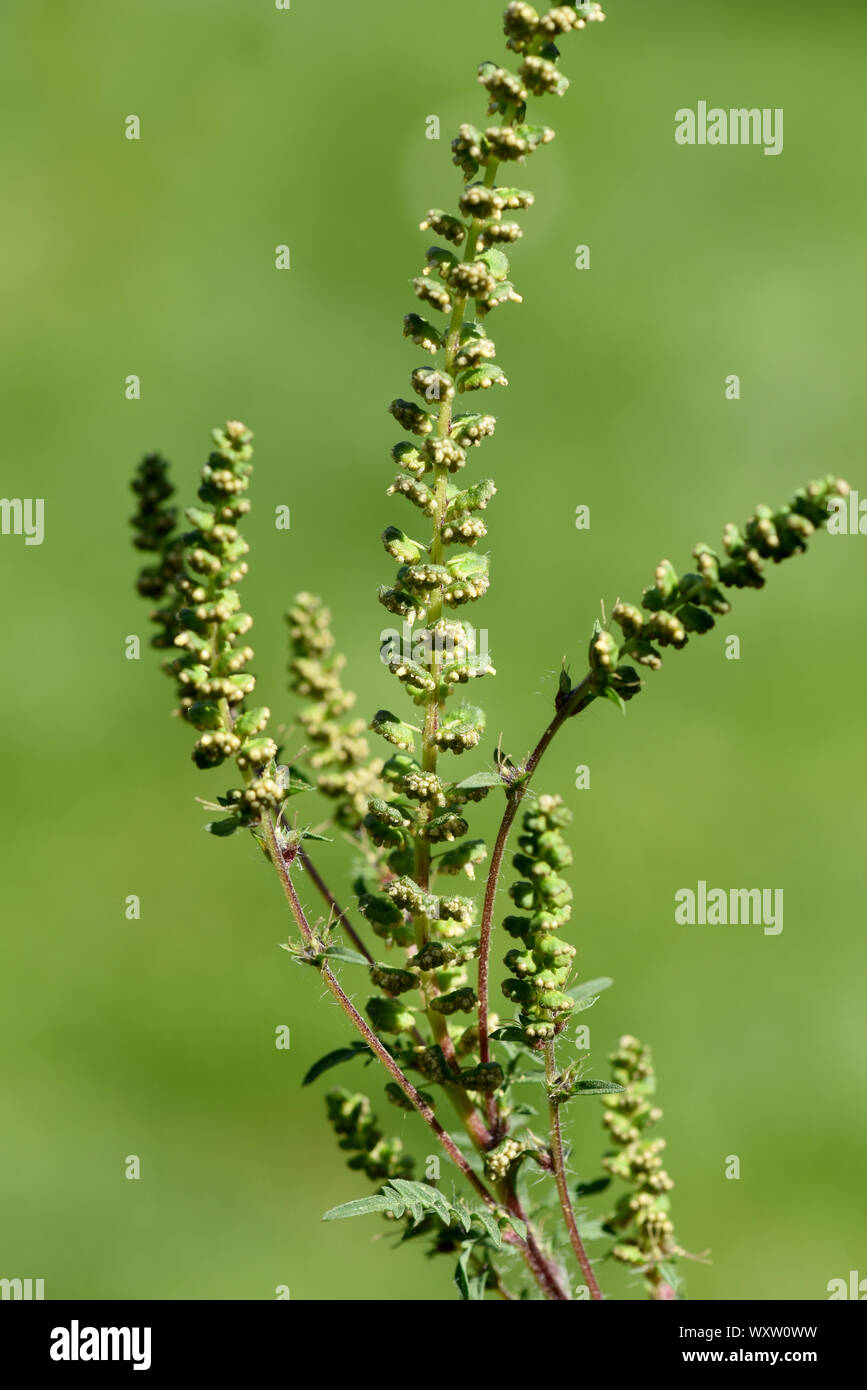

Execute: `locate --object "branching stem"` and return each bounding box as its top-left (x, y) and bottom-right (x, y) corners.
top-left (477, 675), bottom-right (595, 1082)
top-left (260, 811), bottom-right (570, 1298)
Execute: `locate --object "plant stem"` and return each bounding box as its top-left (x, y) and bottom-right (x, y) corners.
top-left (477, 675), bottom-right (595, 1076)
top-left (411, 151), bottom-right (506, 1087)
top-left (497, 1178), bottom-right (571, 1302)
top-left (261, 810), bottom-right (572, 1299)
top-left (545, 1043), bottom-right (603, 1301)
top-left (297, 847), bottom-right (374, 964)
top-left (263, 817), bottom-right (495, 1194)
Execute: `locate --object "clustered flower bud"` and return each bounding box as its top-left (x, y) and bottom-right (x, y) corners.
top-left (501, 795), bottom-right (577, 1043)
top-left (133, 423), bottom-right (285, 833)
top-left (376, 2), bottom-right (607, 892)
top-left (573, 476), bottom-right (850, 711)
top-left (485, 1135), bottom-right (530, 1180)
top-left (504, 2), bottom-right (606, 54)
top-left (287, 592), bottom-right (385, 829)
top-left (325, 1088), bottom-right (413, 1182)
top-left (601, 1035), bottom-right (681, 1295)
top-left (129, 454), bottom-right (182, 637)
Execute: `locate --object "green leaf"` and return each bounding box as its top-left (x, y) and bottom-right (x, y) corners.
top-left (657, 1260), bottom-right (684, 1295)
top-left (562, 1080), bottom-right (625, 1100)
top-left (322, 1195), bottom-right (396, 1222)
top-left (505, 1214), bottom-right (528, 1242)
top-left (489, 1025), bottom-right (527, 1044)
top-left (602, 684), bottom-right (627, 714)
top-left (455, 770), bottom-right (504, 791)
top-left (386, 1178), bottom-right (451, 1226)
top-left (577, 1218), bottom-right (608, 1241)
top-left (204, 816), bottom-right (241, 837)
top-left (455, 1246), bottom-right (486, 1301)
top-left (679, 602), bottom-right (715, 634)
top-left (301, 1043), bottom-right (371, 1087)
top-left (470, 1207), bottom-right (503, 1250)
top-left (185, 505), bottom-right (215, 531)
top-left (567, 976), bottom-right (614, 1002)
top-left (477, 247), bottom-right (509, 281)
top-left (323, 945), bottom-right (370, 966)
top-left (284, 764), bottom-right (315, 794)
top-left (451, 1198), bottom-right (473, 1234)
top-left (574, 1176), bottom-right (612, 1199)
top-left (299, 828), bottom-right (332, 842)
top-left (456, 363), bottom-right (508, 393)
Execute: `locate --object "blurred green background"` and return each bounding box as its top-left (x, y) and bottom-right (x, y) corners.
top-left (1, 0), bottom-right (865, 1301)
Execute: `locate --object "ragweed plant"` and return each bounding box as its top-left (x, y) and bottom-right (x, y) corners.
top-left (131, 2), bottom-right (849, 1301)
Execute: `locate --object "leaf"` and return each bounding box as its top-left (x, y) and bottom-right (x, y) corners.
top-left (567, 977), bottom-right (614, 1002)
top-left (451, 1198), bottom-right (473, 1234)
top-left (203, 816), bottom-right (241, 837)
top-left (455, 1246), bottom-right (486, 1301)
top-left (387, 1179), bottom-right (452, 1226)
top-left (470, 1207), bottom-right (503, 1250)
top-left (322, 945), bottom-right (370, 966)
top-left (562, 1080), bottom-right (625, 1100)
top-left (602, 684), bottom-right (627, 714)
top-left (574, 1176), bottom-right (612, 1199)
top-left (477, 246), bottom-right (509, 281)
top-left (571, 994), bottom-right (604, 1014)
top-left (286, 763), bottom-right (314, 784)
top-left (322, 1195), bottom-right (396, 1222)
top-left (505, 1214), bottom-right (528, 1242)
top-left (456, 363), bottom-right (508, 393)
top-left (454, 770), bottom-right (504, 791)
top-left (657, 1260), bottom-right (684, 1294)
top-left (388, 1184), bottom-right (424, 1224)
top-left (301, 1043), bottom-right (371, 1087)
top-left (577, 1218), bottom-right (608, 1242)
top-left (489, 1025), bottom-right (528, 1044)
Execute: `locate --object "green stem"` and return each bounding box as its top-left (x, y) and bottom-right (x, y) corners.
top-left (411, 152), bottom-right (506, 1093)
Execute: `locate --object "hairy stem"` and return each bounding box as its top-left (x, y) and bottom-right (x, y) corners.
top-left (477, 677), bottom-right (596, 1130)
top-left (297, 847), bottom-right (374, 964)
top-left (478, 676), bottom-right (595, 1070)
top-left (545, 1043), bottom-right (603, 1300)
top-left (261, 811), bottom-right (573, 1299)
top-left (497, 1177), bottom-right (571, 1302)
top-left (411, 150), bottom-right (509, 1096)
